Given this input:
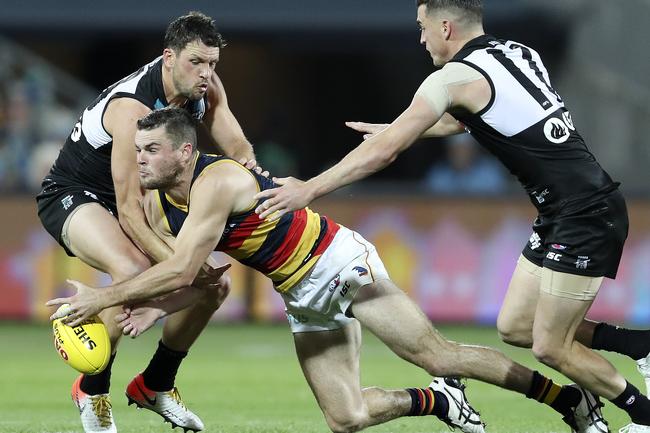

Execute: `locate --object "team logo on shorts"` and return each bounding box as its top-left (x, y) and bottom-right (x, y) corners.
top-left (575, 256), bottom-right (590, 270)
top-left (328, 274), bottom-right (341, 293)
top-left (352, 266), bottom-right (368, 277)
top-left (551, 244), bottom-right (567, 250)
top-left (61, 195), bottom-right (73, 210)
top-left (544, 117), bottom-right (570, 144)
top-left (84, 190), bottom-right (98, 200)
top-left (529, 232), bottom-right (542, 250)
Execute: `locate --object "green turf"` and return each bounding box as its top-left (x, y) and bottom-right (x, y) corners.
top-left (0, 322), bottom-right (643, 433)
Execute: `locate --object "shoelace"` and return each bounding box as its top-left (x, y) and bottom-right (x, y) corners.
top-left (440, 378), bottom-right (484, 430)
top-left (169, 387), bottom-right (188, 410)
top-left (90, 395), bottom-right (113, 428)
top-left (583, 392), bottom-right (609, 431)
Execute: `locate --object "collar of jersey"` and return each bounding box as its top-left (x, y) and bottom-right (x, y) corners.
top-left (163, 153), bottom-right (200, 212)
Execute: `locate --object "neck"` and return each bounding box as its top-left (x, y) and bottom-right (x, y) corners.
top-left (449, 27), bottom-right (485, 57)
top-left (164, 153), bottom-right (198, 205)
top-left (161, 65), bottom-right (189, 107)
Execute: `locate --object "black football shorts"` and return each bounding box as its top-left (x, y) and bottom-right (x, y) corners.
top-left (522, 189), bottom-right (628, 279)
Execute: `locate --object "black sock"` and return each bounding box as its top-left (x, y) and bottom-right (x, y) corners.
top-left (80, 352), bottom-right (116, 395)
top-left (142, 340), bottom-right (188, 392)
top-left (525, 371), bottom-right (581, 417)
top-left (406, 387), bottom-right (449, 418)
top-left (592, 323), bottom-right (650, 360)
top-left (611, 381), bottom-right (650, 425)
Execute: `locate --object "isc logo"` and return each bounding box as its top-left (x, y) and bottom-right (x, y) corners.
top-left (546, 252), bottom-right (562, 261)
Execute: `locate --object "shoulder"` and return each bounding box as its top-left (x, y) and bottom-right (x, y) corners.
top-left (104, 97), bottom-right (151, 131)
top-left (195, 159), bottom-right (256, 192)
top-left (191, 159), bottom-right (258, 214)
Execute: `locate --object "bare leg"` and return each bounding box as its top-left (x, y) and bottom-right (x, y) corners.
top-left (65, 204), bottom-right (151, 350)
top-left (351, 279), bottom-right (533, 394)
top-left (162, 276), bottom-right (231, 351)
top-left (531, 283), bottom-right (626, 399)
top-left (294, 321), bottom-right (412, 432)
top-left (496, 256), bottom-right (623, 352)
top-left (496, 255), bottom-right (540, 348)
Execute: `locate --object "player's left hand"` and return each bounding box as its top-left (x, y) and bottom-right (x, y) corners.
top-left (345, 121), bottom-right (389, 140)
top-left (46, 280), bottom-right (106, 326)
top-left (239, 157), bottom-right (269, 178)
top-left (254, 176), bottom-right (312, 221)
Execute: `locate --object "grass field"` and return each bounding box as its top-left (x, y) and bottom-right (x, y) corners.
top-left (0, 322), bottom-right (643, 433)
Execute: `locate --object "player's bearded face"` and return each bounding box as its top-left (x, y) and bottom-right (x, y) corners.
top-left (172, 41), bottom-right (220, 101)
top-left (141, 154), bottom-right (184, 190)
top-left (136, 129), bottom-right (185, 190)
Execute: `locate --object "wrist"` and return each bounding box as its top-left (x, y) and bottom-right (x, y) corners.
top-left (304, 179), bottom-right (321, 201)
top-left (104, 287), bottom-right (122, 309)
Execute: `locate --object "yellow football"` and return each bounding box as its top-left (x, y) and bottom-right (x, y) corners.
top-left (52, 305), bottom-right (111, 375)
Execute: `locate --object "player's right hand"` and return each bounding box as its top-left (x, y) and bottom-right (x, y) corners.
top-left (345, 121), bottom-right (390, 140)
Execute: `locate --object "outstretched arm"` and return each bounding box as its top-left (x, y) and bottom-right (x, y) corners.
top-left (346, 113), bottom-right (464, 140)
top-left (254, 93), bottom-right (447, 220)
top-left (116, 274), bottom-right (230, 338)
top-left (47, 167), bottom-right (241, 325)
top-left (252, 63), bottom-right (485, 221)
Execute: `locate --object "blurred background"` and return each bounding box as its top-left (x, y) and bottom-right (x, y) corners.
top-left (1, 0), bottom-right (649, 325)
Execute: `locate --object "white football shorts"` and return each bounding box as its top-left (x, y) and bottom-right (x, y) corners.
top-left (282, 225), bottom-right (390, 333)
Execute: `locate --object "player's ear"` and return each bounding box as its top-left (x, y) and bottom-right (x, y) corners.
top-left (162, 48), bottom-right (176, 68)
top-left (441, 19), bottom-right (452, 40)
top-left (180, 142), bottom-right (194, 160)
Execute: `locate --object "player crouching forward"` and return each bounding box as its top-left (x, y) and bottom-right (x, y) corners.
top-left (50, 107), bottom-right (602, 433)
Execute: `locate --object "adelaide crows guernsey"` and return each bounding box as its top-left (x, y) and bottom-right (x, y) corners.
top-left (447, 35), bottom-right (616, 214)
top-left (156, 154), bottom-right (340, 292)
top-left (45, 57), bottom-right (207, 204)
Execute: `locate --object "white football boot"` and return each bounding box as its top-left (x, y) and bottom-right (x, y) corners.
top-left (125, 373), bottom-right (204, 432)
top-left (619, 424), bottom-right (650, 433)
top-left (563, 384), bottom-right (610, 433)
top-left (429, 377), bottom-right (486, 433)
top-left (71, 375), bottom-right (117, 433)
top-left (636, 353), bottom-right (650, 396)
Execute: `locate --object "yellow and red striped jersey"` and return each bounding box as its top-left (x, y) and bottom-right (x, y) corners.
top-left (155, 154), bottom-right (339, 292)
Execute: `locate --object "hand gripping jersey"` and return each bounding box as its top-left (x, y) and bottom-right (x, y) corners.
top-left (447, 35), bottom-right (616, 214)
top-left (45, 57), bottom-right (206, 204)
top-left (155, 154), bottom-right (340, 292)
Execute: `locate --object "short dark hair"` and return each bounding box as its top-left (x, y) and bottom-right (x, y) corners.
top-left (164, 11), bottom-right (226, 52)
top-left (416, 0), bottom-right (482, 24)
top-left (137, 107), bottom-right (198, 150)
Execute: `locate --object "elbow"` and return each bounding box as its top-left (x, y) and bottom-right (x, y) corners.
top-left (177, 265), bottom-right (198, 288)
top-left (371, 149), bottom-right (399, 170)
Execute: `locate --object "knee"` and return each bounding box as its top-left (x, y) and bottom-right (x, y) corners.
top-left (497, 325), bottom-right (533, 348)
top-left (324, 411), bottom-right (366, 433)
top-left (110, 254), bottom-right (151, 281)
top-left (496, 316), bottom-right (533, 348)
top-left (531, 340), bottom-right (567, 370)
